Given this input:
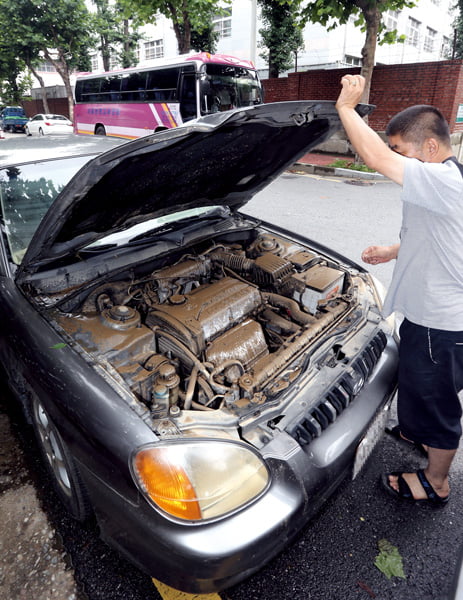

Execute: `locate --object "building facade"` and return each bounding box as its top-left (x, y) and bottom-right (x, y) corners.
top-left (31, 0), bottom-right (456, 91)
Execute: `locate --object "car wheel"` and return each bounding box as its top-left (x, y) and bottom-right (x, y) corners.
top-left (25, 126), bottom-right (31, 136)
top-left (95, 125), bottom-right (106, 136)
top-left (38, 128), bottom-right (44, 136)
top-left (30, 395), bottom-right (92, 521)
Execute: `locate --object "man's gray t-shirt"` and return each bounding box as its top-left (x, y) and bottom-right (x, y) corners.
top-left (382, 157), bottom-right (463, 331)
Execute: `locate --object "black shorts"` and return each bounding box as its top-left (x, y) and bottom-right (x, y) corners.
top-left (398, 318), bottom-right (463, 450)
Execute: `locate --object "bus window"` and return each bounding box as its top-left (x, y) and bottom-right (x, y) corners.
top-left (121, 71), bottom-right (148, 101)
top-left (79, 79), bottom-right (102, 102)
top-left (100, 75), bottom-right (122, 101)
top-left (179, 74), bottom-right (197, 121)
top-left (146, 67), bottom-right (180, 102)
top-left (201, 64), bottom-right (262, 115)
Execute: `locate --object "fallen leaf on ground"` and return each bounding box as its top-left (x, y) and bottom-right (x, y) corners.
top-left (374, 538), bottom-right (406, 580)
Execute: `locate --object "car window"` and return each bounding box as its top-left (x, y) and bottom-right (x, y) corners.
top-left (0, 157), bottom-right (90, 265)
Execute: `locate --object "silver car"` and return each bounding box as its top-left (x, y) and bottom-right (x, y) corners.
top-left (0, 101), bottom-right (398, 593)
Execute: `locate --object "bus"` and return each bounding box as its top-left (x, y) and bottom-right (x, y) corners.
top-left (74, 52), bottom-right (263, 139)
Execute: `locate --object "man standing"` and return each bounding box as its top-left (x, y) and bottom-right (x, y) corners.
top-left (335, 74), bottom-right (463, 506)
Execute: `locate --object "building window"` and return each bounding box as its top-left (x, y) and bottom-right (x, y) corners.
top-left (90, 55), bottom-right (98, 71)
top-left (344, 55), bottom-right (362, 66)
top-left (213, 8), bottom-right (232, 39)
top-left (406, 17), bottom-right (420, 47)
top-left (441, 35), bottom-right (452, 58)
top-left (424, 27), bottom-right (437, 52)
top-left (385, 10), bottom-right (399, 32)
top-left (109, 54), bottom-right (120, 71)
top-left (37, 60), bottom-right (56, 73)
top-left (145, 40), bottom-right (164, 60)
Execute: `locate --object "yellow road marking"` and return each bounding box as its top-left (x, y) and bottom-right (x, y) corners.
top-left (152, 579), bottom-right (222, 600)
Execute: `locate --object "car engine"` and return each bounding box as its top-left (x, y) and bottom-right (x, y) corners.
top-left (53, 232), bottom-right (360, 421)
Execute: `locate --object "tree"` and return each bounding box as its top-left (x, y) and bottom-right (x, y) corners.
top-left (92, 0), bottom-right (142, 71)
top-left (453, 1), bottom-right (463, 59)
top-left (179, 12), bottom-right (220, 54)
top-left (0, 39), bottom-right (28, 105)
top-left (0, 0), bottom-right (93, 120)
top-left (258, 0), bottom-right (304, 78)
top-left (120, 0), bottom-right (228, 54)
top-left (301, 0), bottom-right (415, 102)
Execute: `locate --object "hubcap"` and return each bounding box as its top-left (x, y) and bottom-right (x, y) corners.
top-left (34, 400), bottom-right (72, 498)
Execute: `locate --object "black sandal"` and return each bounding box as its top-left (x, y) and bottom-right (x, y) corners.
top-left (381, 469), bottom-right (449, 507)
top-left (385, 425), bottom-right (428, 457)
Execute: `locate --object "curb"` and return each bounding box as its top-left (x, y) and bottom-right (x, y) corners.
top-left (291, 161), bottom-right (385, 180)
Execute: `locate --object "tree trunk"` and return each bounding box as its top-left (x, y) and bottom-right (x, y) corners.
top-left (172, 20), bottom-right (190, 54)
top-left (101, 34), bottom-right (111, 71)
top-left (268, 55), bottom-right (280, 78)
top-left (27, 63), bottom-right (50, 113)
top-left (358, 2), bottom-right (381, 104)
top-left (45, 50), bottom-right (74, 121)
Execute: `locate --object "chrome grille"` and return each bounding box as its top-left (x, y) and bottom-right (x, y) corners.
top-left (287, 330), bottom-right (387, 446)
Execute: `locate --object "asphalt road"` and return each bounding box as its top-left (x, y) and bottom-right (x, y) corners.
top-left (1, 167), bottom-right (462, 600)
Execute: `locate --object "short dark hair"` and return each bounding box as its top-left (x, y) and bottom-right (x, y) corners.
top-left (386, 105), bottom-right (450, 146)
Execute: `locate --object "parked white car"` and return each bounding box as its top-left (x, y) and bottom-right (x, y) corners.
top-left (25, 114), bottom-right (73, 136)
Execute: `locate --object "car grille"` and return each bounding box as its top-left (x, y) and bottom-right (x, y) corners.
top-left (287, 330), bottom-right (388, 446)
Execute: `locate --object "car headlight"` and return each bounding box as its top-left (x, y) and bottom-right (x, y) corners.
top-left (368, 273), bottom-right (387, 307)
top-left (132, 439), bottom-right (269, 521)
top-left (367, 273), bottom-right (398, 338)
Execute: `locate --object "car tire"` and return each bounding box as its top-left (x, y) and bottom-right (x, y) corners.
top-left (30, 394), bottom-right (92, 522)
top-left (25, 126), bottom-right (31, 136)
top-left (95, 125), bottom-right (106, 136)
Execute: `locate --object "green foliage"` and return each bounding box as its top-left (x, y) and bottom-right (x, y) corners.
top-left (300, 0), bottom-right (415, 100)
top-left (190, 26), bottom-right (219, 54)
top-left (327, 159), bottom-right (375, 172)
top-left (0, 0), bottom-right (95, 115)
top-left (258, 0), bottom-right (305, 78)
top-left (374, 538), bottom-right (406, 580)
top-left (453, 1), bottom-right (463, 59)
top-left (179, 17), bottom-right (220, 54)
top-left (119, 0), bottom-right (228, 54)
top-left (91, 0), bottom-right (142, 70)
top-left (301, 0), bottom-right (415, 39)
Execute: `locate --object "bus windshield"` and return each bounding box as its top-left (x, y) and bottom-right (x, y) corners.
top-left (200, 64), bottom-right (262, 115)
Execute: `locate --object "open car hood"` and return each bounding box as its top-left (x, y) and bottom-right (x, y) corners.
top-left (19, 100), bottom-right (372, 275)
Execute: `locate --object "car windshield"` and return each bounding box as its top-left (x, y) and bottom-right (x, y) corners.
top-left (0, 157), bottom-right (222, 265)
top-left (0, 158), bottom-right (89, 264)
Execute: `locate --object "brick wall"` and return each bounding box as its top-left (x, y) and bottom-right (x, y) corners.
top-left (21, 98), bottom-right (70, 119)
top-left (262, 60), bottom-right (463, 133)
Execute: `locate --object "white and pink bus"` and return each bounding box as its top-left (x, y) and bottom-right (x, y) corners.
top-left (74, 52), bottom-right (263, 139)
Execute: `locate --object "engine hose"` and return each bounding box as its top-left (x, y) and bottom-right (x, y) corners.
top-left (209, 251), bottom-right (254, 273)
top-left (246, 300), bottom-right (348, 391)
top-left (262, 292), bottom-right (316, 325)
top-left (184, 366), bottom-right (199, 410)
top-left (154, 330), bottom-right (229, 396)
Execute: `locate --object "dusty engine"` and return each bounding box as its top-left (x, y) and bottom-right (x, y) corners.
top-left (54, 234), bottom-right (352, 416)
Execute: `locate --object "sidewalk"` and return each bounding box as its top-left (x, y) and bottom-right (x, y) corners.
top-left (291, 151), bottom-right (384, 180)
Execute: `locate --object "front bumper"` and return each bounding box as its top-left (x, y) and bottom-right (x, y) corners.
top-left (81, 335), bottom-right (398, 594)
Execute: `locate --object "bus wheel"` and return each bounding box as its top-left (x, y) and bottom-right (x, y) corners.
top-left (95, 125), bottom-right (106, 136)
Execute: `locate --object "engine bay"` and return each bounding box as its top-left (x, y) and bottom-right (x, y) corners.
top-left (52, 230), bottom-right (361, 420)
